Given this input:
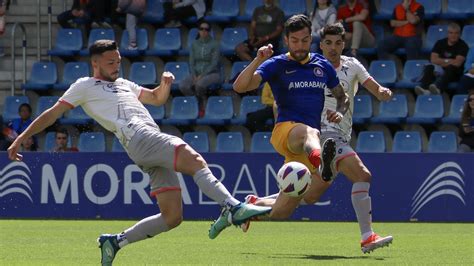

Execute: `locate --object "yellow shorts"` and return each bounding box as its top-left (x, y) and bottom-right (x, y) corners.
top-left (270, 121), bottom-right (317, 173)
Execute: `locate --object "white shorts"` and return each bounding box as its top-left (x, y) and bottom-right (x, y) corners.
top-left (320, 130), bottom-right (357, 172)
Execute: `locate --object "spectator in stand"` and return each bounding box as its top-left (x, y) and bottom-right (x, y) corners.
top-left (163, 0), bottom-right (206, 28)
top-left (179, 20), bottom-right (221, 117)
top-left (0, 115), bottom-right (11, 150)
top-left (235, 0), bottom-right (284, 61)
top-left (116, 0), bottom-right (146, 50)
top-left (336, 0), bottom-right (374, 57)
top-left (245, 82), bottom-right (275, 133)
top-left (415, 23), bottom-right (468, 96)
top-left (52, 128), bottom-right (79, 152)
top-left (57, 0), bottom-right (112, 36)
top-left (310, 0), bottom-right (337, 42)
top-left (0, 0), bottom-right (10, 57)
top-left (377, 0), bottom-right (424, 60)
top-left (21, 136), bottom-right (37, 152)
top-left (458, 90), bottom-right (474, 152)
top-left (8, 103), bottom-right (33, 137)
top-left (457, 49), bottom-right (474, 95)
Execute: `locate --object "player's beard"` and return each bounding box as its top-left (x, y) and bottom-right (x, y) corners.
top-left (100, 68), bottom-right (119, 82)
top-left (290, 49), bottom-right (309, 62)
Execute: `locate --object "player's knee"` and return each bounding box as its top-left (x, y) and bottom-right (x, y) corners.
top-left (356, 168), bottom-right (372, 183)
top-left (163, 213), bottom-right (183, 229)
top-left (176, 145), bottom-right (207, 174)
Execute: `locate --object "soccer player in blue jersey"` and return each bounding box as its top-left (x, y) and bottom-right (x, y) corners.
top-left (207, 14), bottom-right (350, 239)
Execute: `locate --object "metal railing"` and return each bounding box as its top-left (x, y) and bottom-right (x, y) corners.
top-left (36, 0), bottom-right (40, 60)
top-left (10, 23), bottom-right (27, 96)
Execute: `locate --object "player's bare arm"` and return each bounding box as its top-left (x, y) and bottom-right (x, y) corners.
top-left (363, 78), bottom-right (393, 101)
top-left (7, 102), bottom-right (71, 161)
top-left (233, 44), bottom-right (273, 93)
top-left (326, 84), bottom-right (350, 123)
top-left (139, 72), bottom-right (175, 106)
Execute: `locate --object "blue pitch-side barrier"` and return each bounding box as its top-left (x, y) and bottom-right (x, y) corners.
top-left (0, 152), bottom-right (473, 222)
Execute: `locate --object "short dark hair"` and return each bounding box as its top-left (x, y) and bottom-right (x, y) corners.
top-left (55, 127), bottom-right (69, 138)
top-left (284, 14), bottom-right (312, 37)
top-left (18, 103), bottom-right (32, 113)
top-left (89, 40), bottom-right (118, 56)
top-left (320, 23), bottom-right (346, 40)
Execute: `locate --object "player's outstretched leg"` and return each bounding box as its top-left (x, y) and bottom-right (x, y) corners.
top-left (320, 138), bottom-right (336, 181)
top-left (361, 233), bottom-right (393, 253)
top-left (97, 234), bottom-right (121, 266)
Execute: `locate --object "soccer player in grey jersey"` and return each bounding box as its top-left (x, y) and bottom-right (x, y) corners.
top-left (7, 40), bottom-right (271, 265)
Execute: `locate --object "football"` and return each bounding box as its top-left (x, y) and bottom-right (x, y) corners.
top-left (277, 161), bottom-right (312, 197)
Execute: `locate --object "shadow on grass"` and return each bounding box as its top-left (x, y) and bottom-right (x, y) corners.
top-left (242, 252), bottom-right (385, 261)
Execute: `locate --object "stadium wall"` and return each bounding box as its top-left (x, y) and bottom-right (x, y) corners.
top-left (0, 152), bottom-right (472, 222)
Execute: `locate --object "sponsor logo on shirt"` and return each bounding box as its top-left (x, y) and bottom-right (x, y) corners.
top-left (288, 81), bottom-right (327, 90)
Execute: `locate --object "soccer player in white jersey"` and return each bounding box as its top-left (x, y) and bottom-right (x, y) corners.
top-left (244, 23), bottom-right (394, 254)
top-left (7, 40), bottom-right (271, 265)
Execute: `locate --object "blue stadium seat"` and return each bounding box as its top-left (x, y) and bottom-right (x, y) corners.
top-left (232, 96), bottom-right (266, 125)
top-left (428, 131), bottom-right (457, 153)
top-left (119, 28), bottom-right (149, 57)
top-left (423, 25), bottom-right (448, 53)
top-left (79, 28), bottom-right (115, 56)
top-left (78, 132), bottom-right (106, 152)
top-left (222, 61), bottom-right (250, 90)
top-left (43, 131), bottom-right (73, 152)
top-left (21, 62), bottom-right (58, 90)
top-left (368, 60), bottom-right (397, 87)
top-left (111, 137), bottom-right (125, 152)
top-left (145, 104), bottom-right (165, 123)
top-left (145, 28), bottom-right (181, 56)
top-left (197, 96), bottom-right (234, 125)
top-left (279, 0), bottom-right (307, 18)
top-left (220, 27), bottom-right (248, 56)
top-left (59, 106), bottom-right (94, 125)
top-left (356, 131), bottom-right (386, 153)
top-left (48, 28), bottom-right (83, 57)
top-left (216, 132), bottom-right (244, 152)
top-left (162, 96), bottom-right (198, 125)
top-left (353, 95), bottom-right (373, 124)
top-left (141, 0), bottom-right (164, 24)
top-left (163, 62), bottom-right (190, 91)
top-left (461, 25), bottom-right (474, 48)
top-left (183, 132), bottom-right (210, 152)
top-left (250, 132), bottom-right (275, 153)
top-left (440, 0), bottom-right (474, 20)
top-left (178, 27), bottom-right (215, 56)
top-left (358, 25), bottom-right (384, 55)
top-left (2, 96), bottom-right (29, 122)
top-left (205, 0), bottom-right (239, 23)
top-left (417, 0), bottom-right (441, 19)
top-left (370, 94), bottom-right (408, 124)
top-left (236, 0), bottom-right (263, 22)
top-left (442, 94), bottom-right (467, 124)
top-left (373, 0), bottom-right (399, 20)
top-left (128, 62), bottom-right (157, 87)
top-left (406, 95), bottom-right (444, 124)
top-left (395, 60), bottom-right (429, 89)
top-left (54, 62), bottom-right (90, 90)
top-left (35, 96), bottom-right (60, 117)
top-left (392, 131), bottom-right (422, 153)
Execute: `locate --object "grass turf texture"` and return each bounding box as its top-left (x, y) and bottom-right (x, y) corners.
top-left (1, 220), bottom-right (473, 265)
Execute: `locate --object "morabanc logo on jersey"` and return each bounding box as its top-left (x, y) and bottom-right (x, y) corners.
top-left (288, 81), bottom-right (327, 90)
top-left (0, 161), bottom-right (33, 202)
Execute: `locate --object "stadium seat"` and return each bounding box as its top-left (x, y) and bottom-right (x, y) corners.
top-left (353, 95), bottom-right (373, 124)
top-left (119, 28), bottom-right (149, 57)
top-left (428, 131), bottom-right (457, 153)
top-left (79, 28), bottom-right (115, 56)
top-left (2, 96), bottom-right (29, 122)
top-left (373, 0), bottom-right (399, 20)
top-left (220, 27), bottom-right (248, 56)
top-left (35, 96), bottom-right (60, 117)
top-left (417, 0), bottom-right (441, 19)
top-left (141, 0), bottom-right (164, 24)
top-left (440, 0), bottom-right (474, 20)
top-left (163, 62), bottom-right (190, 91)
top-left (48, 28), bottom-right (83, 57)
top-left (145, 104), bottom-right (165, 123)
top-left (442, 94), bottom-right (467, 124)
top-left (222, 61), bottom-right (250, 90)
top-left (183, 132), bottom-right (210, 152)
top-left (111, 137), bottom-right (125, 152)
top-left (54, 62), bottom-right (90, 90)
top-left (128, 62), bottom-right (157, 87)
top-left (43, 131), bottom-right (73, 152)
top-left (205, 0), bottom-right (239, 23)
top-left (356, 131), bottom-right (386, 153)
top-left (392, 131), bottom-right (422, 153)
top-left (236, 0), bottom-right (263, 22)
top-left (196, 96), bottom-right (234, 125)
top-left (178, 27), bottom-right (215, 56)
top-left (406, 95), bottom-right (444, 124)
top-left (461, 25), bottom-right (474, 48)
top-left (395, 60), bottom-right (429, 89)
top-left (250, 132), bottom-right (275, 153)
top-left (370, 94), bottom-right (408, 124)
top-left (21, 61), bottom-right (58, 90)
top-left (162, 96), bottom-right (198, 126)
top-left (78, 132), bottom-right (106, 152)
top-left (232, 96), bottom-right (266, 125)
top-left (145, 28), bottom-right (181, 56)
top-left (216, 132), bottom-right (244, 152)
top-left (423, 25), bottom-right (448, 53)
top-left (358, 25), bottom-right (384, 55)
top-left (279, 0), bottom-right (307, 18)
top-left (368, 60), bottom-right (397, 87)
top-left (59, 106), bottom-right (94, 125)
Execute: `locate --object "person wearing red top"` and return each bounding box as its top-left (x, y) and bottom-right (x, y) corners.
top-left (337, 0), bottom-right (374, 57)
top-left (377, 0), bottom-right (424, 60)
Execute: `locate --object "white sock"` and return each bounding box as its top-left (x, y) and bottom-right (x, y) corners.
top-left (193, 168), bottom-right (239, 207)
top-left (351, 182), bottom-right (374, 240)
top-left (123, 213), bottom-right (170, 245)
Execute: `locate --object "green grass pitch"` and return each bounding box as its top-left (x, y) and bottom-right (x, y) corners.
top-left (1, 220), bottom-right (473, 265)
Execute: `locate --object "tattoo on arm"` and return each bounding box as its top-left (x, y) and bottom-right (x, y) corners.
top-left (331, 84), bottom-right (350, 115)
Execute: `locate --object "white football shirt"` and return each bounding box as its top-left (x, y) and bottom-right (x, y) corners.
top-left (59, 77), bottom-right (156, 147)
top-left (321, 56), bottom-right (371, 139)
